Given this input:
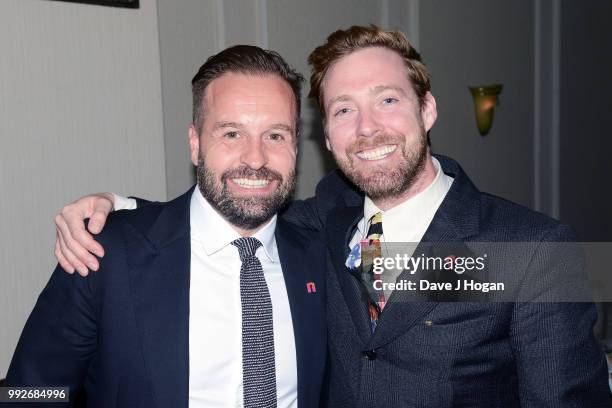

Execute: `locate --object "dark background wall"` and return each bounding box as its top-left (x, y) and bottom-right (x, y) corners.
top-left (560, 0), bottom-right (612, 242)
top-left (420, 0), bottom-right (535, 209)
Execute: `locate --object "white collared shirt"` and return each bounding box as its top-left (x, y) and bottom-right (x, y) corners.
top-left (349, 157), bottom-right (454, 248)
top-left (188, 188), bottom-right (297, 408)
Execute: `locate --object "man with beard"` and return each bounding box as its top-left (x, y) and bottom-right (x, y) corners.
top-left (50, 26), bottom-right (611, 406)
top-left (5, 45), bottom-right (327, 408)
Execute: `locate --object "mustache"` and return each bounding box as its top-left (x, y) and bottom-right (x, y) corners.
top-left (220, 166), bottom-right (283, 183)
top-left (347, 134), bottom-right (404, 154)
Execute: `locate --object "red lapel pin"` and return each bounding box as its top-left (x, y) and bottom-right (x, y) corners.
top-left (306, 282), bottom-right (316, 293)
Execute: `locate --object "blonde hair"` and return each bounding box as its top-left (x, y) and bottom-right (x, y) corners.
top-left (308, 25), bottom-right (431, 116)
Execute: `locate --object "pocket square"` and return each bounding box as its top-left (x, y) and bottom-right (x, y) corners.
top-left (345, 241), bottom-right (364, 269)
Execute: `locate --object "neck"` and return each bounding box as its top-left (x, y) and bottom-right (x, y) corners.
top-left (232, 223), bottom-right (266, 237)
top-left (371, 154), bottom-right (437, 211)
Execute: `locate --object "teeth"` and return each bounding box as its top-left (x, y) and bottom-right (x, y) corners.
top-left (232, 178), bottom-right (271, 188)
top-left (356, 145), bottom-right (397, 161)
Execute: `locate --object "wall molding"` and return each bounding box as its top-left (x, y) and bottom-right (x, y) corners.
top-left (254, 0), bottom-right (268, 48)
top-left (407, 0), bottom-right (420, 50)
top-left (214, 0), bottom-right (225, 51)
top-left (551, 0), bottom-right (560, 218)
top-left (380, 0), bottom-right (389, 29)
top-left (533, 0), bottom-right (560, 218)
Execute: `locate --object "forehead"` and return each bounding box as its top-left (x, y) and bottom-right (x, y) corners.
top-left (322, 47), bottom-right (413, 102)
top-left (204, 72), bottom-right (296, 116)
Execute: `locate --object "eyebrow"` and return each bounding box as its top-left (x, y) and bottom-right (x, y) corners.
top-left (212, 121), bottom-right (294, 133)
top-left (371, 85), bottom-right (408, 97)
top-left (212, 121), bottom-right (244, 131)
top-left (327, 85), bottom-right (409, 108)
top-left (268, 123), bottom-right (295, 133)
top-left (327, 95), bottom-right (352, 108)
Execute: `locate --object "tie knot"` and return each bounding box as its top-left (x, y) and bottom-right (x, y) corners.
top-left (366, 212), bottom-right (383, 240)
top-left (370, 212), bottom-right (383, 225)
top-left (232, 237), bottom-right (262, 262)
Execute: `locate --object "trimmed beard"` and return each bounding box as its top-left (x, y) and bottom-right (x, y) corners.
top-left (196, 155), bottom-right (296, 230)
top-left (333, 127), bottom-right (428, 201)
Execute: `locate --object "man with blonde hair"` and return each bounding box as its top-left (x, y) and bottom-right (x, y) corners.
top-left (50, 25), bottom-right (611, 406)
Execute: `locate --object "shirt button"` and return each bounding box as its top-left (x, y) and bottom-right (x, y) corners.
top-left (363, 350), bottom-right (377, 360)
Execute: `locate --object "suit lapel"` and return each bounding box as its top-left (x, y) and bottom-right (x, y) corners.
top-left (326, 206), bottom-right (374, 344)
top-left (127, 188), bottom-right (193, 408)
top-left (365, 215), bottom-right (460, 350)
top-left (362, 156), bottom-right (483, 350)
top-left (275, 219), bottom-right (326, 407)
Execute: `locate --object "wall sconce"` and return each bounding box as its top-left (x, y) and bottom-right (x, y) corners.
top-left (468, 84), bottom-right (503, 136)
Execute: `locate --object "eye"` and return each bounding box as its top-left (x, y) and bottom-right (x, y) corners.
top-left (334, 107), bottom-right (351, 117)
top-left (382, 97), bottom-right (398, 105)
top-left (224, 131), bottom-right (239, 139)
top-left (268, 133), bottom-right (285, 142)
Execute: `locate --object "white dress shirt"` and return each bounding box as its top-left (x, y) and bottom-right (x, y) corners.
top-left (348, 157), bottom-right (454, 297)
top-left (188, 188), bottom-right (298, 408)
top-left (349, 157), bottom-right (454, 247)
top-left (114, 188), bottom-right (297, 408)
top-left (115, 189), bottom-right (298, 407)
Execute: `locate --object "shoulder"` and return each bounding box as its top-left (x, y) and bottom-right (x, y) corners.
top-left (93, 202), bottom-right (165, 244)
top-left (98, 187), bottom-right (193, 243)
top-left (478, 192), bottom-right (576, 242)
top-left (314, 170), bottom-right (363, 209)
top-left (436, 154), bottom-right (575, 242)
top-left (277, 216), bottom-right (325, 244)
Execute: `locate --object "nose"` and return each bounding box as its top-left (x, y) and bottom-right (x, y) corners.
top-left (240, 136), bottom-right (268, 170)
top-left (357, 107), bottom-right (382, 138)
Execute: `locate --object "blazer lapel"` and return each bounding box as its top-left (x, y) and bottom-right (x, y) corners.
top-left (365, 218), bottom-right (458, 350)
top-left (127, 188), bottom-right (193, 408)
top-left (327, 204), bottom-right (462, 352)
top-left (326, 206), bottom-right (374, 345)
top-left (275, 219), bottom-right (326, 408)
top-left (365, 156), bottom-right (483, 350)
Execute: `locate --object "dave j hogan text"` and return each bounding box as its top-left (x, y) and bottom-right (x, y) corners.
top-left (373, 279), bottom-right (505, 293)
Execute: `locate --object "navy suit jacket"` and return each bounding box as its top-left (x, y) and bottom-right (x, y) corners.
top-left (6, 187), bottom-right (327, 407)
top-left (285, 155), bottom-right (612, 407)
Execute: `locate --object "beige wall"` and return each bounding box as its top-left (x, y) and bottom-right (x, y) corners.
top-left (0, 0), bottom-right (166, 375)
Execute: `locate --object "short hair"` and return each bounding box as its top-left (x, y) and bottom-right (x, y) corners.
top-left (191, 45), bottom-right (304, 134)
top-left (308, 25), bottom-right (431, 116)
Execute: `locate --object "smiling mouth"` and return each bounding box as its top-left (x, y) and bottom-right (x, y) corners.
top-left (231, 178), bottom-right (272, 188)
top-left (355, 144), bottom-right (398, 161)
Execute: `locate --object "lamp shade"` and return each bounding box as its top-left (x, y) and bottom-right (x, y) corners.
top-left (469, 84), bottom-right (503, 136)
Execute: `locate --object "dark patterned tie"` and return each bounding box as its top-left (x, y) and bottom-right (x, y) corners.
top-left (232, 237), bottom-right (277, 408)
top-left (361, 212), bottom-right (386, 332)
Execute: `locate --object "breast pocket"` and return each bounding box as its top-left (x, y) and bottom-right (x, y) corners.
top-left (410, 303), bottom-right (496, 346)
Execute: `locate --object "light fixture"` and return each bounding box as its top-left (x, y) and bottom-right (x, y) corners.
top-left (468, 84), bottom-right (503, 136)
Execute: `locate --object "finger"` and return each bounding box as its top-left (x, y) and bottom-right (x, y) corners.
top-left (55, 235), bottom-right (75, 274)
top-left (57, 227), bottom-right (89, 276)
top-left (66, 228), bottom-right (100, 272)
top-left (56, 213), bottom-right (98, 268)
top-left (61, 209), bottom-right (104, 262)
top-left (87, 198), bottom-right (112, 237)
top-left (73, 226), bottom-right (104, 262)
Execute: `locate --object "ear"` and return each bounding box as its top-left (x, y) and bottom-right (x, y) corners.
top-left (188, 124), bottom-right (200, 166)
top-left (421, 92), bottom-right (438, 132)
top-left (323, 124), bottom-right (332, 151)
